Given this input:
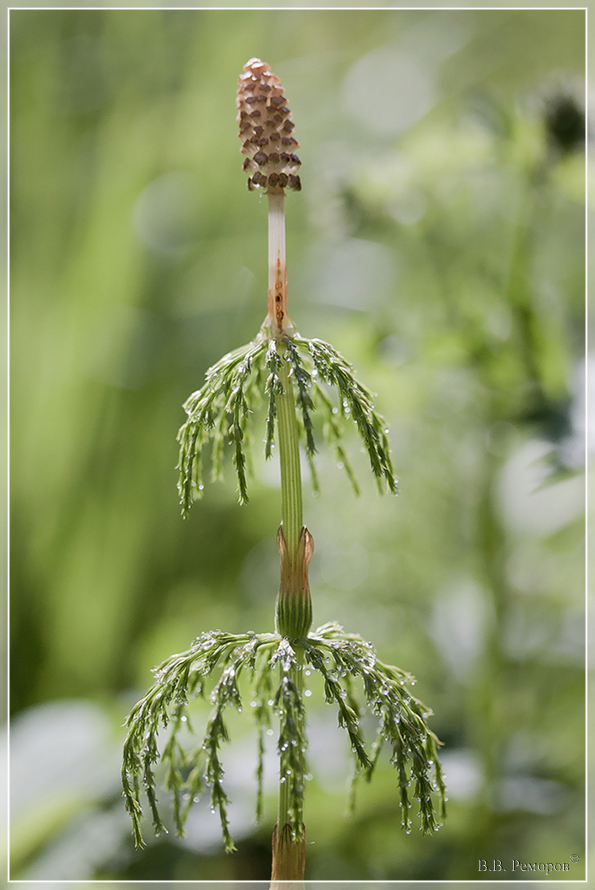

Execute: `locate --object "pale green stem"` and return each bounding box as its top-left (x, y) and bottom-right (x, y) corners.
top-left (268, 190), bottom-right (306, 840)
top-left (276, 360), bottom-right (303, 557)
top-left (267, 187), bottom-right (302, 557)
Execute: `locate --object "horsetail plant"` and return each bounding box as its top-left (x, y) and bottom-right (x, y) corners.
top-left (122, 58), bottom-right (446, 880)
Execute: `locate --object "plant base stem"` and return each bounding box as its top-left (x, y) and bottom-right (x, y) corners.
top-left (271, 822), bottom-right (306, 882)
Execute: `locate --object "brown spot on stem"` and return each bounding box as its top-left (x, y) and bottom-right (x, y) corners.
top-left (274, 257), bottom-right (286, 330)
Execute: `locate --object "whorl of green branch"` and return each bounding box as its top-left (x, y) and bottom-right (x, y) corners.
top-left (177, 334), bottom-right (397, 515)
top-left (121, 624), bottom-right (445, 850)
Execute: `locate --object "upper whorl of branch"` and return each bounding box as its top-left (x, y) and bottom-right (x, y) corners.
top-left (237, 58), bottom-right (302, 193)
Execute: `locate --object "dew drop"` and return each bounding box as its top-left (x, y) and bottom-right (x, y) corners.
top-left (304, 689), bottom-right (312, 697)
top-left (181, 715), bottom-right (187, 722)
top-left (267, 728), bottom-right (274, 736)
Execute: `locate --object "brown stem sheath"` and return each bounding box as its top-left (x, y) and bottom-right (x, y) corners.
top-left (271, 822), bottom-right (306, 882)
top-left (275, 525), bottom-right (313, 640)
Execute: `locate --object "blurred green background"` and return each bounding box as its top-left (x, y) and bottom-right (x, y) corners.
top-left (9, 6), bottom-right (586, 882)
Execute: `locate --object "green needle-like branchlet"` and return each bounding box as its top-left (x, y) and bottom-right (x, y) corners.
top-left (177, 340), bottom-right (268, 511)
top-left (305, 623), bottom-right (446, 834)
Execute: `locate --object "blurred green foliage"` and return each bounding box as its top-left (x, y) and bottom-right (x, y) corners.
top-left (9, 7), bottom-right (585, 882)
